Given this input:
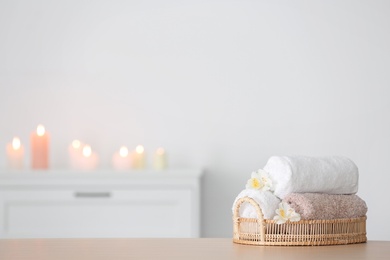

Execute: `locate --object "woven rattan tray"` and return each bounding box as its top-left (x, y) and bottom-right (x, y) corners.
top-left (233, 196), bottom-right (367, 246)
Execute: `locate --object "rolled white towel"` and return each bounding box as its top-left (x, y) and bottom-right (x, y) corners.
top-left (263, 156), bottom-right (359, 199)
top-left (232, 189), bottom-right (281, 219)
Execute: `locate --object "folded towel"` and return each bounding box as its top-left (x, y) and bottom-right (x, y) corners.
top-left (263, 156), bottom-right (359, 199)
top-left (232, 189), bottom-right (281, 219)
top-left (284, 193), bottom-right (367, 220)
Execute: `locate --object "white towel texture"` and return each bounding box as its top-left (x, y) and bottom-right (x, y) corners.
top-left (232, 189), bottom-right (281, 219)
top-left (263, 156), bottom-right (359, 199)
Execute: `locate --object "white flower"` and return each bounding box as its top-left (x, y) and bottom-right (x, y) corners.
top-left (245, 169), bottom-right (273, 191)
top-left (246, 177), bottom-right (264, 190)
top-left (273, 202), bottom-right (301, 224)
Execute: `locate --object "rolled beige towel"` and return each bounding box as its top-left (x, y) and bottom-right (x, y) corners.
top-left (284, 193), bottom-right (367, 220)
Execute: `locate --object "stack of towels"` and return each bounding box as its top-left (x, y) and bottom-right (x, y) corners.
top-left (232, 156), bottom-right (367, 223)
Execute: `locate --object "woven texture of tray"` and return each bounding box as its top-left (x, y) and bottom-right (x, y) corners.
top-left (233, 196), bottom-right (367, 246)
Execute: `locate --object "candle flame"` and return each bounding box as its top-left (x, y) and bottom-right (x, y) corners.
top-left (136, 145), bottom-right (144, 154)
top-left (119, 146), bottom-right (128, 157)
top-left (83, 145), bottom-right (92, 157)
top-left (12, 137), bottom-right (21, 150)
top-left (156, 148), bottom-right (165, 155)
top-left (37, 124), bottom-right (45, 136)
top-left (72, 140), bottom-right (81, 149)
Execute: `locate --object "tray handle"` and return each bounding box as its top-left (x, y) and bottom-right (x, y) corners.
top-left (233, 196), bottom-right (265, 242)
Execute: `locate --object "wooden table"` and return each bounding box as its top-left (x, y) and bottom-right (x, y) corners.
top-left (0, 239), bottom-right (388, 260)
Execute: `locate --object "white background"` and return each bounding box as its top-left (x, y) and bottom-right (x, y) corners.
top-left (0, 0), bottom-right (389, 239)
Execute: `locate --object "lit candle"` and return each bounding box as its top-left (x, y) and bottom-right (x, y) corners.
top-left (6, 137), bottom-right (24, 169)
top-left (112, 146), bottom-right (131, 171)
top-left (131, 145), bottom-right (146, 169)
top-left (153, 147), bottom-right (167, 170)
top-left (79, 144), bottom-right (98, 171)
top-left (68, 139), bottom-right (84, 169)
top-left (30, 124), bottom-right (49, 169)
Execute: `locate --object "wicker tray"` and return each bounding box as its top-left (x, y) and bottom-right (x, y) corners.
top-left (233, 196), bottom-right (367, 246)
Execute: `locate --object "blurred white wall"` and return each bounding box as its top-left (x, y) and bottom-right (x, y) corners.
top-left (0, 0), bottom-right (389, 239)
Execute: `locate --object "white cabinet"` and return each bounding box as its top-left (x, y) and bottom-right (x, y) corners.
top-left (0, 169), bottom-right (202, 238)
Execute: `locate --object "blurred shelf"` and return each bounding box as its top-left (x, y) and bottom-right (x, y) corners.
top-left (0, 169), bottom-right (203, 186)
top-left (0, 169), bottom-right (203, 239)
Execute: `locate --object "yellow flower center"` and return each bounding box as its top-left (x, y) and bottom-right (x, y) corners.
top-left (279, 209), bottom-right (286, 218)
top-left (251, 178), bottom-right (264, 189)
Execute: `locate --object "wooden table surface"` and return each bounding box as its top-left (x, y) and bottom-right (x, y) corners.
top-left (0, 239), bottom-right (388, 260)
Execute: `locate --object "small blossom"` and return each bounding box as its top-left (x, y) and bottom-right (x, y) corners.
top-left (246, 177), bottom-right (264, 190)
top-left (273, 202), bottom-right (301, 224)
top-left (245, 169), bottom-right (273, 191)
